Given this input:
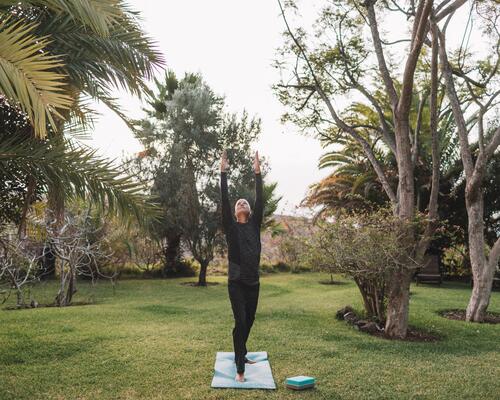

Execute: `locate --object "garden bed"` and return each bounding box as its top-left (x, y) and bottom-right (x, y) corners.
top-left (438, 309), bottom-right (500, 324)
top-left (336, 306), bottom-right (441, 342)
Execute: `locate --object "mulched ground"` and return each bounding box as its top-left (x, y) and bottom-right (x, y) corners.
top-left (337, 306), bottom-right (442, 342)
top-left (179, 281), bottom-right (220, 287)
top-left (370, 325), bottom-right (442, 342)
top-left (438, 309), bottom-right (500, 324)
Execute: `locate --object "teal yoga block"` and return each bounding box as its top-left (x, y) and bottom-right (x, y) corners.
top-left (285, 375), bottom-right (315, 387)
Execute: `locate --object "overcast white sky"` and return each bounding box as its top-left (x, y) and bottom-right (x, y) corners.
top-left (86, 0), bottom-right (477, 214)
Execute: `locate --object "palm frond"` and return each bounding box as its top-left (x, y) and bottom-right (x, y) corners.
top-left (0, 135), bottom-right (160, 224)
top-left (0, 0), bottom-right (125, 36)
top-left (38, 9), bottom-right (164, 97)
top-left (0, 18), bottom-right (73, 137)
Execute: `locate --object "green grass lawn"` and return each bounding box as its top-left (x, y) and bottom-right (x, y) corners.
top-left (1, 273), bottom-right (499, 400)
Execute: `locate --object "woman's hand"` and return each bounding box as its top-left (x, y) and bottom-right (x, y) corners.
top-left (253, 151), bottom-right (261, 174)
top-left (221, 150), bottom-right (229, 172)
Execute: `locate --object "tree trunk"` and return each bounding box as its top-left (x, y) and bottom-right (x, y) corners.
top-left (384, 270), bottom-right (413, 338)
top-left (197, 260), bottom-right (208, 286)
top-left (394, 118), bottom-right (415, 220)
top-left (467, 272), bottom-right (494, 322)
top-left (354, 277), bottom-right (385, 322)
top-left (41, 244), bottom-right (56, 279)
top-left (15, 286), bottom-right (24, 307)
top-left (55, 260), bottom-right (68, 306)
top-left (383, 117), bottom-right (415, 338)
top-left (465, 192), bottom-right (494, 321)
top-left (163, 233), bottom-right (181, 277)
top-left (65, 267), bottom-right (77, 305)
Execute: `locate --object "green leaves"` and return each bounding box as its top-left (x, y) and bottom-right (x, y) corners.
top-left (0, 0), bottom-right (165, 225)
top-left (0, 0), bottom-right (164, 135)
top-left (0, 18), bottom-right (72, 138)
top-left (0, 135), bottom-right (160, 225)
top-left (0, 0), bottom-right (124, 36)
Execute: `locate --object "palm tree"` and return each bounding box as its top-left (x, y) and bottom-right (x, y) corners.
top-left (0, 1), bottom-right (164, 231)
top-left (302, 135), bottom-right (394, 217)
top-left (0, 16), bottom-right (72, 138)
top-left (303, 87), bottom-right (456, 218)
top-left (0, 0), bottom-right (163, 133)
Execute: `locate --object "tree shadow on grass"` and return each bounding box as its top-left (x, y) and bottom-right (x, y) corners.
top-left (136, 304), bottom-right (189, 316)
top-left (0, 336), bottom-right (109, 366)
top-left (258, 309), bottom-right (311, 321)
top-left (3, 301), bottom-right (96, 311)
top-left (260, 283), bottom-right (292, 298)
top-left (179, 281), bottom-right (220, 287)
top-left (318, 280), bottom-right (350, 286)
top-left (322, 323), bottom-right (498, 360)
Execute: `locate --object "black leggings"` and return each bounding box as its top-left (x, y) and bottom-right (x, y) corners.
top-left (228, 280), bottom-right (260, 373)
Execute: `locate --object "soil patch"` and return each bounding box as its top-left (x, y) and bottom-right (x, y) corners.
top-left (336, 306), bottom-right (441, 342)
top-left (438, 309), bottom-right (500, 324)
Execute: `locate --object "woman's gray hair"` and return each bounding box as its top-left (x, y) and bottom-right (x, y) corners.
top-left (234, 198), bottom-right (252, 217)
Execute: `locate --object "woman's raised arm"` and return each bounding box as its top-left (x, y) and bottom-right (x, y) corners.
top-left (220, 150), bottom-right (233, 230)
top-left (252, 151), bottom-right (264, 228)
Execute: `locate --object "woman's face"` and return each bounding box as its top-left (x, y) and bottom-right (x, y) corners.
top-left (235, 198), bottom-right (251, 220)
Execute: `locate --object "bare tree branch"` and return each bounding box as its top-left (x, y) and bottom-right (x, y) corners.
top-left (278, 0), bottom-right (398, 205)
top-left (416, 20), bottom-right (441, 261)
top-left (435, 0), bottom-right (467, 22)
top-left (365, 1), bottom-right (399, 108)
top-left (397, 0), bottom-right (433, 117)
top-left (354, 83), bottom-right (397, 154)
top-left (437, 24), bottom-right (475, 178)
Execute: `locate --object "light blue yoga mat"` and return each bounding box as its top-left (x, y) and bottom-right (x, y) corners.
top-left (211, 351), bottom-right (276, 389)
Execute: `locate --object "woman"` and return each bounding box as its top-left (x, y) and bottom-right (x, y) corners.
top-left (220, 150), bottom-right (263, 382)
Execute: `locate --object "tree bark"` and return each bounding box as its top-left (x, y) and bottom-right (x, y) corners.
top-left (66, 267), bottom-right (77, 305)
top-left (162, 233), bottom-right (181, 277)
top-left (354, 277), bottom-right (385, 321)
top-left (385, 270), bottom-right (413, 338)
top-left (41, 244), bottom-right (56, 279)
top-left (465, 192), bottom-right (493, 321)
top-left (55, 260), bottom-right (67, 306)
top-left (197, 260), bottom-right (208, 287)
top-left (383, 116), bottom-right (416, 337)
top-left (466, 269), bottom-right (494, 322)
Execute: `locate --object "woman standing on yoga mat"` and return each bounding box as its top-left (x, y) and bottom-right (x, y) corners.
top-left (220, 150), bottom-right (263, 383)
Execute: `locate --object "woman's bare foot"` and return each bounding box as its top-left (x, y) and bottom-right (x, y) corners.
top-left (236, 372), bottom-right (245, 382)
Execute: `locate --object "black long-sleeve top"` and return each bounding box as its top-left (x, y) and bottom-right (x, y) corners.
top-left (220, 171), bottom-right (263, 285)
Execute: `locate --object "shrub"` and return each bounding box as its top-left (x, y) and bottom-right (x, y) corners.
top-left (441, 245), bottom-right (470, 277)
top-left (278, 233), bottom-right (310, 273)
top-left (162, 258), bottom-right (197, 278)
top-left (290, 264), bottom-right (312, 273)
top-left (273, 261), bottom-right (291, 272)
top-left (260, 262), bottom-right (276, 274)
top-left (303, 209), bottom-right (422, 322)
top-left (105, 262), bottom-right (162, 279)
